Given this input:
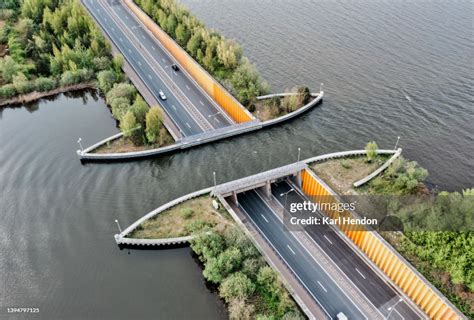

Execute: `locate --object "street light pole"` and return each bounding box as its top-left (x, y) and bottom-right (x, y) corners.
top-left (280, 188), bottom-right (294, 211)
top-left (115, 219), bottom-right (122, 233)
top-left (387, 298), bottom-right (403, 319)
top-left (77, 138), bottom-right (83, 151)
top-left (297, 147), bottom-right (301, 162)
top-left (213, 171), bottom-right (217, 187)
top-left (394, 136), bottom-right (400, 150)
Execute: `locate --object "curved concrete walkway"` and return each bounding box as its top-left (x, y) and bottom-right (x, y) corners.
top-left (115, 148), bottom-right (397, 246)
top-left (77, 91), bottom-right (323, 160)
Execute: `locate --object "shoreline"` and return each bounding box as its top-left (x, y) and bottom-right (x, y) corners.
top-left (0, 82), bottom-right (97, 107)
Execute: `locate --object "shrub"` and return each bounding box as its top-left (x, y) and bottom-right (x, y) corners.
top-left (0, 83), bottom-right (16, 98)
top-left (130, 95), bottom-right (149, 124)
top-left (12, 73), bottom-right (33, 94)
top-left (180, 208), bottom-right (194, 219)
top-left (59, 70), bottom-right (78, 86)
top-left (106, 82), bottom-right (136, 102)
top-left (110, 96), bottom-right (130, 120)
top-left (120, 110), bottom-right (139, 138)
top-left (97, 70), bottom-right (117, 93)
top-left (219, 272), bottom-right (255, 301)
top-left (145, 107), bottom-right (164, 143)
top-left (35, 77), bottom-right (56, 91)
top-left (365, 141), bottom-right (378, 163)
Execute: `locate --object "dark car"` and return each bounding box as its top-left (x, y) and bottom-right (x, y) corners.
top-left (171, 64), bottom-right (179, 71)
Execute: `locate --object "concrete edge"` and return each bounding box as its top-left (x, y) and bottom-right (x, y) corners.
top-left (353, 148), bottom-right (402, 187)
top-left (77, 92), bottom-right (323, 160)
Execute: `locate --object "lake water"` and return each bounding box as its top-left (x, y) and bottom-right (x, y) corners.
top-left (1, 0), bottom-right (473, 319)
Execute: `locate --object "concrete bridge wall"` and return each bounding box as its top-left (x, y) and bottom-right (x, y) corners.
top-left (300, 169), bottom-right (464, 320)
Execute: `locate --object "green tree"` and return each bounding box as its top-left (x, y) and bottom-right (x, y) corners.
top-left (110, 97), bottom-right (130, 120)
top-left (130, 95), bottom-right (149, 125)
top-left (190, 230), bottom-right (225, 262)
top-left (219, 272), bottom-right (255, 301)
top-left (365, 141), bottom-right (378, 163)
top-left (297, 86), bottom-right (311, 105)
top-left (145, 107), bottom-right (164, 143)
top-left (175, 23), bottom-right (190, 46)
top-left (228, 298), bottom-right (254, 320)
top-left (35, 77), bottom-right (56, 91)
top-left (97, 70), bottom-right (117, 93)
top-left (120, 110), bottom-right (140, 140)
top-left (203, 247), bottom-right (243, 283)
top-left (0, 56), bottom-right (20, 83)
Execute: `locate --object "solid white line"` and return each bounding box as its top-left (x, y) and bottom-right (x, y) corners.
top-left (287, 245), bottom-right (296, 255)
top-left (186, 122), bottom-right (191, 128)
top-left (355, 268), bottom-right (366, 279)
top-left (261, 214), bottom-right (269, 223)
top-left (317, 281), bottom-right (328, 293)
top-left (323, 235), bottom-right (333, 244)
top-left (239, 203), bottom-right (331, 318)
top-left (395, 309), bottom-right (405, 320)
top-left (199, 100), bottom-right (204, 106)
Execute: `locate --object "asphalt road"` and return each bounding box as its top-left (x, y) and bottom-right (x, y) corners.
top-left (273, 180), bottom-right (423, 320)
top-left (238, 190), bottom-right (367, 320)
top-left (83, 0), bottom-right (229, 136)
top-left (106, 0), bottom-right (232, 129)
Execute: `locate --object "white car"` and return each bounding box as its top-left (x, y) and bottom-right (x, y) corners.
top-left (159, 90), bottom-right (167, 100)
top-left (336, 312), bottom-right (348, 320)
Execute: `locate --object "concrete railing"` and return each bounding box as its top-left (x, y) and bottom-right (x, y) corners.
top-left (261, 92), bottom-right (323, 128)
top-left (303, 148), bottom-right (397, 164)
top-left (77, 91), bottom-right (323, 160)
top-left (353, 148), bottom-right (402, 187)
top-left (114, 187), bottom-right (213, 246)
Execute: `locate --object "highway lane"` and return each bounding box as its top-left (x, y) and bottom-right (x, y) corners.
top-left (238, 190), bottom-right (367, 320)
top-left (107, 0), bottom-right (233, 128)
top-left (273, 180), bottom-right (423, 320)
top-left (83, 0), bottom-right (203, 136)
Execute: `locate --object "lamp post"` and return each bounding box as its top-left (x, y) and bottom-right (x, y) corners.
top-left (394, 136), bottom-right (400, 150)
top-left (387, 298), bottom-right (403, 319)
top-left (280, 188), bottom-right (294, 211)
top-left (115, 219), bottom-right (122, 234)
top-left (213, 171), bottom-right (217, 187)
top-left (297, 147), bottom-right (301, 162)
top-left (320, 83), bottom-right (324, 93)
top-left (77, 138), bottom-right (84, 151)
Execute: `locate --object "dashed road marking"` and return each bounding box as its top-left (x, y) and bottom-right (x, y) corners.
top-left (138, 61), bottom-right (142, 66)
top-left (215, 118), bottom-right (221, 124)
top-left (161, 58), bottom-right (166, 62)
top-left (199, 100), bottom-right (204, 106)
top-left (323, 235), bottom-right (333, 244)
top-left (128, 48), bottom-right (131, 53)
top-left (119, 37), bottom-right (123, 42)
top-left (141, 34), bottom-right (145, 39)
top-left (172, 105), bottom-right (177, 110)
top-left (186, 122), bottom-right (191, 129)
top-left (317, 281), bottom-right (328, 293)
top-left (261, 214), bottom-right (269, 223)
top-left (152, 46), bottom-right (155, 50)
top-left (148, 74), bottom-right (152, 79)
top-left (287, 245), bottom-right (296, 255)
top-left (111, 27), bottom-right (115, 31)
top-left (173, 71), bottom-right (177, 76)
top-left (355, 268), bottom-right (366, 279)
top-left (186, 85), bottom-right (190, 90)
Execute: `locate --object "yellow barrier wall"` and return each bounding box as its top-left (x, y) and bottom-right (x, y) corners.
top-left (300, 169), bottom-right (461, 320)
top-left (124, 0), bottom-right (253, 123)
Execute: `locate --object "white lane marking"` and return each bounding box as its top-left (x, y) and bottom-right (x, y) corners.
top-left (173, 71), bottom-right (177, 76)
top-left (148, 74), bottom-right (152, 80)
top-left (355, 268), bottom-right (366, 279)
top-left (199, 100), bottom-right (204, 106)
top-left (152, 46), bottom-right (155, 50)
top-left (104, 18), bottom-right (107, 22)
top-left (119, 37), bottom-right (123, 42)
top-left (186, 122), bottom-right (191, 129)
top-left (138, 61), bottom-right (142, 66)
top-left (172, 105), bottom-right (177, 111)
top-left (141, 34), bottom-right (145, 39)
top-left (287, 245), bottom-right (296, 255)
top-left (161, 58), bottom-right (166, 62)
top-left (261, 214), bottom-right (269, 223)
top-left (111, 27), bottom-right (115, 31)
top-left (125, 16), bottom-right (129, 20)
top-left (317, 281), bottom-right (328, 293)
top-left (323, 235), bottom-right (333, 244)
top-left (128, 48), bottom-right (131, 53)
top-left (215, 118), bottom-right (221, 124)
top-left (186, 85), bottom-right (190, 90)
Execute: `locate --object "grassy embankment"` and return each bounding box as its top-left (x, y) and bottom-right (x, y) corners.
top-left (128, 195), bottom-right (304, 319)
top-left (0, 0), bottom-right (171, 149)
top-left (310, 146), bottom-right (473, 317)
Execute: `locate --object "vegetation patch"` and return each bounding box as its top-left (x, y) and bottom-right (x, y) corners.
top-left (310, 142), bottom-right (473, 315)
top-left (129, 195), bottom-right (231, 239)
top-left (0, 0), bottom-right (172, 149)
top-left (251, 87), bottom-right (313, 121)
top-left (190, 225), bottom-right (304, 319)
